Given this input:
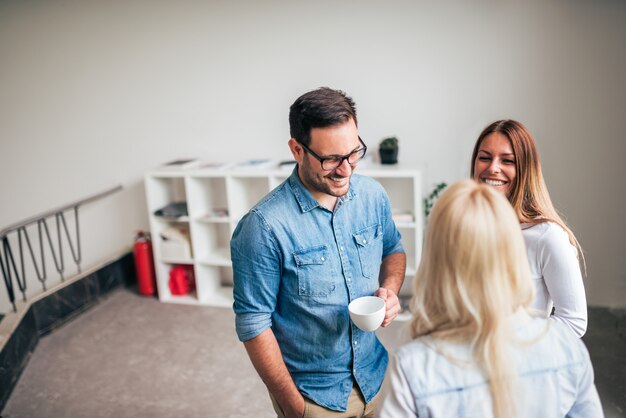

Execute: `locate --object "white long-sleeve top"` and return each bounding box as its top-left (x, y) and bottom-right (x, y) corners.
top-left (379, 311), bottom-right (603, 418)
top-left (521, 221), bottom-right (587, 337)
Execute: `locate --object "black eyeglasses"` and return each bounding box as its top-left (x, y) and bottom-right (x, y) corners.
top-left (298, 136), bottom-right (367, 171)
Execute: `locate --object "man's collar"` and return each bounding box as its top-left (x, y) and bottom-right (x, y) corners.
top-left (288, 165), bottom-right (356, 213)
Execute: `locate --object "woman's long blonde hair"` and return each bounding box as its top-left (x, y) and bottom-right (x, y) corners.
top-left (470, 119), bottom-right (584, 269)
top-left (411, 180), bottom-right (534, 418)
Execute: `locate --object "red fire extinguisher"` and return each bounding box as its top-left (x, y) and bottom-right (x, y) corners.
top-left (133, 231), bottom-right (157, 296)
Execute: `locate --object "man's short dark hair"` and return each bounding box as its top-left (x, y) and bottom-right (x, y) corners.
top-left (289, 87), bottom-right (358, 146)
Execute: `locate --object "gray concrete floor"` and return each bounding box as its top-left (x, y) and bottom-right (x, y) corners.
top-left (2, 288), bottom-right (625, 417)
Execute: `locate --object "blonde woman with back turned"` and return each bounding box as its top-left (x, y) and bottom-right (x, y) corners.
top-left (471, 119), bottom-right (587, 337)
top-left (380, 180), bottom-right (603, 418)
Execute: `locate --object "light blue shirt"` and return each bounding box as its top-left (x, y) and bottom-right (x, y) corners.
top-left (231, 167), bottom-right (405, 412)
top-left (380, 311), bottom-right (604, 417)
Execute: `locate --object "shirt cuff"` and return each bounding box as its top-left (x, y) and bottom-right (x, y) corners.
top-left (384, 242), bottom-right (405, 258)
top-left (235, 312), bottom-right (273, 342)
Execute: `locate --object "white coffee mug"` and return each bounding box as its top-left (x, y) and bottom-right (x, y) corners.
top-left (348, 296), bottom-right (385, 332)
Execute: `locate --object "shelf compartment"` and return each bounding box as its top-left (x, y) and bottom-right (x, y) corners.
top-left (197, 247), bottom-right (231, 266)
top-left (186, 176), bottom-right (229, 220)
top-left (145, 175), bottom-right (187, 215)
top-left (195, 264), bottom-right (233, 306)
top-left (374, 177), bottom-right (417, 218)
top-left (218, 266), bottom-right (234, 287)
top-left (153, 261), bottom-right (199, 304)
top-left (399, 271), bottom-right (417, 297)
top-left (195, 214), bottom-right (231, 223)
top-left (227, 176), bottom-right (271, 219)
top-left (149, 220), bottom-right (193, 260)
top-left (396, 225), bottom-right (417, 274)
top-left (192, 222), bottom-right (231, 263)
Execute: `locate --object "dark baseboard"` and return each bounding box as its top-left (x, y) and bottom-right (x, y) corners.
top-left (0, 252), bottom-right (135, 412)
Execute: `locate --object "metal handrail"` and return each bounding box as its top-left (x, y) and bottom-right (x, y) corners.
top-left (0, 185), bottom-right (122, 237)
top-left (0, 185), bottom-right (123, 312)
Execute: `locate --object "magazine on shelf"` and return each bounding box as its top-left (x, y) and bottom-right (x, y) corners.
top-left (197, 161), bottom-right (234, 170)
top-left (392, 211), bottom-right (414, 223)
top-left (232, 159), bottom-right (277, 170)
top-left (157, 159), bottom-right (201, 171)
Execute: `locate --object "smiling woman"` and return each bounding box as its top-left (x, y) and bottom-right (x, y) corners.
top-left (470, 120), bottom-right (588, 338)
top-left (473, 132), bottom-right (517, 197)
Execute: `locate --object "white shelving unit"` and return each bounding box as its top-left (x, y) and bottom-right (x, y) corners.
top-left (145, 162), bottom-right (422, 306)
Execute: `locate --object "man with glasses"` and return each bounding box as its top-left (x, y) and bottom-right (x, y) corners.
top-left (231, 87), bottom-right (406, 418)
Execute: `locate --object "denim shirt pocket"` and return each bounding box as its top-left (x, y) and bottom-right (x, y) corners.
top-left (353, 224), bottom-right (383, 279)
top-left (294, 245), bottom-right (336, 297)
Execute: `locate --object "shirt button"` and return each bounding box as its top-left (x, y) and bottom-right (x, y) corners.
top-left (340, 246), bottom-right (344, 251)
top-left (320, 256), bottom-right (325, 261)
top-left (363, 239), bottom-right (367, 244)
top-left (353, 340), bottom-right (358, 346)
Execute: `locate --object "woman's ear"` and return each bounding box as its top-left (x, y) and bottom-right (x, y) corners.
top-left (288, 138), bottom-right (304, 163)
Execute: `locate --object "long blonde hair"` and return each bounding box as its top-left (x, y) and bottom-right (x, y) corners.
top-left (470, 119), bottom-right (585, 270)
top-left (411, 180), bottom-right (534, 418)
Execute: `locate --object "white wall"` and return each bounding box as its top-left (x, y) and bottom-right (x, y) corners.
top-left (1, 0), bottom-right (624, 310)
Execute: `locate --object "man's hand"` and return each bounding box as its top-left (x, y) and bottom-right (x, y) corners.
top-left (281, 397), bottom-right (305, 418)
top-left (375, 287), bottom-right (401, 327)
top-left (244, 329), bottom-right (305, 418)
top-left (377, 252), bottom-right (406, 327)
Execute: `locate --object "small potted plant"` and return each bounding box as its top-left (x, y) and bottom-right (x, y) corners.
top-left (379, 136), bottom-right (399, 164)
top-left (423, 182), bottom-right (448, 220)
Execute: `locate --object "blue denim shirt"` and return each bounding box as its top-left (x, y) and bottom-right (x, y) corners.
top-left (380, 311), bottom-right (604, 417)
top-left (231, 168), bottom-right (405, 412)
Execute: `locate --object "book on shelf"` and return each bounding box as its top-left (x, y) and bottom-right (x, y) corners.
top-left (232, 159), bottom-right (276, 170)
top-left (154, 202), bottom-right (189, 220)
top-left (197, 161), bottom-right (234, 170)
top-left (200, 208), bottom-right (229, 220)
top-left (392, 211), bottom-right (414, 223)
top-left (157, 159), bottom-right (201, 171)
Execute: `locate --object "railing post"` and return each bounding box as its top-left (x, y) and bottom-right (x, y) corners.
top-left (1, 237), bottom-right (18, 312)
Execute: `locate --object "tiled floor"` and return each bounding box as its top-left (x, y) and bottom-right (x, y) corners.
top-left (2, 288), bottom-right (625, 417)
